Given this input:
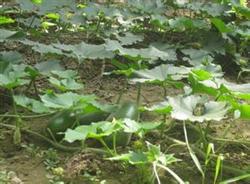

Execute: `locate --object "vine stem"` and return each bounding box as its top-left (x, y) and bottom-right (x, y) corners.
top-left (112, 132), bottom-right (117, 155)
top-left (0, 123), bottom-right (107, 154)
top-left (98, 138), bottom-right (114, 156)
top-left (153, 162), bottom-right (161, 184)
top-left (162, 85), bottom-right (167, 124)
top-left (10, 89), bottom-right (22, 144)
top-left (0, 113), bottom-right (55, 118)
top-left (136, 83), bottom-right (142, 107)
top-left (136, 83), bottom-right (142, 122)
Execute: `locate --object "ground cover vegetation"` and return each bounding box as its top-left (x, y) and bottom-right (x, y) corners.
top-left (0, 0), bottom-right (250, 183)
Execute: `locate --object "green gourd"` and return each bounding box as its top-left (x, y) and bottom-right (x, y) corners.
top-left (46, 110), bottom-right (109, 140)
top-left (105, 101), bottom-right (139, 146)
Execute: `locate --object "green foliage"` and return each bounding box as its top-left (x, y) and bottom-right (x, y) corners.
top-left (1, 0), bottom-right (250, 183)
top-left (0, 16), bottom-right (15, 25)
top-left (14, 95), bottom-right (50, 113)
top-left (131, 64), bottom-right (191, 83)
top-left (168, 95), bottom-right (229, 122)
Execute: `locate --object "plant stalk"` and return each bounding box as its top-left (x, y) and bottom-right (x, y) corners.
top-left (0, 123), bottom-right (107, 154)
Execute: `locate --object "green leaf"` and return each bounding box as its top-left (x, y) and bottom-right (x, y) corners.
top-left (40, 92), bottom-right (95, 109)
top-left (169, 17), bottom-right (210, 32)
top-left (88, 121), bottom-right (121, 139)
top-left (130, 64), bottom-right (191, 84)
top-left (122, 119), bottom-right (141, 133)
top-left (51, 70), bottom-right (78, 78)
top-left (140, 122), bottom-right (162, 131)
top-left (25, 66), bottom-right (40, 79)
top-left (144, 101), bottom-right (172, 115)
top-left (48, 77), bottom-right (83, 91)
top-left (205, 143), bottom-right (214, 166)
top-left (0, 64), bottom-right (29, 89)
top-left (31, 0), bottom-right (43, 4)
top-left (0, 51), bottom-right (23, 74)
top-left (233, 5), bottom-right (250, 18)
top-left (195, 63), bottom-right (223, 78)
top-left (219, 174), bottom-right (250, 184)
top-left (0, 29), bottom-right (17, 41)
top-left (168, 95), bottom-right (229, 122)
top-left (14, 95), bottom-right (50, 113)
top-left (105, 40), bottom-right (169, 62)
top-left (0, 16), bottom-right (15, 25)
top-left (108, 152), bottom-right (148, 164)
top-left (122, 119), bottom-right (160, 137)
top-left (181, 49), bottom-right (211, 66)
top-left (191, 69), bottom-right (212, 81)
top-left (127, 0), bottom-right (165, 14)
top-left (234, 104), bottom-right (250, 119)
top-left (109, 141), bottom-right (179, 166)
top-left (45, 13), bottom-right (60, 21)
top-left (116, 32), bottom-right (144, 46)
top-left (187, 2), bottom-right (229, 17)
top-left (41, 21), bottom-right (56, 29)
top-left (53, 42), bottom-right (114, 61)
top-left (64, 126), bottom-right (89, 143)
top-left (211, 18), bottom-right (232, 33)
top-left (35, 60), bottom-right (64, 75)
top-left (21, 40), bottom-right (64, 55)
top-left (18, 0), bottom-right (75, 15)
top-left (64, 121), bottom-right (122, 143)
top-left (196, 77), bottom-right (250, 94)
top-left (128, 152), bottom-right (148, 164)
top-left (214, 154), bottom-right (224, 184)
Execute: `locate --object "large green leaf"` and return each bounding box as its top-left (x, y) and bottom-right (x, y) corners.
top-left (144, 101), bottom-right (172, 115)
top-left (130, 64), bottom-right (191, 83)
top-left (211, 18), bottom-right (233, 33)
top-left (127, 0), bottom-right (166, 14)
top-left (116, 32), bottom-right (144, 46)
top-left (198, 78), bottom-right (250, 94)
top-left (181, 49), bottom-right (212, 66)
top-left (187, 2), bottom-right (229, 17)
top-left (0, 29), bottom-right (17, 42)
top-left (21, 40), bottom-right (65, 55)
top-left (48, 70), bottom-right (83, 91)
top-left (122, 119), bottom-right (161, 137)
top-left (34, 60), bottom-right (64, 75)
top-left (105, 40), bottom-right (169, 61)
top-left (21, 40), bottom-right (114, 61)
top-left (168, 95), bottom-right (229, 122)
top-left (17, 0), bottom-right (75, 15)
top-left (14, 95), bottom-right (50, 113)
top-left (53, 42), bottom-right (114, 61)
top-left (48, 77), bottom-right (83, 91)
top-left (64, 120), bottom-right (122, 143)
top-left (0, 64), bottom-right (29, 89)
top-left (51, 70), bottom-right (78, 78)
top-left (40, 92), bottom-right (95, 109)
top-left (169, 17), bottom-right (210, 32)
top-left (0, 51), bottom-right (23, 74)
